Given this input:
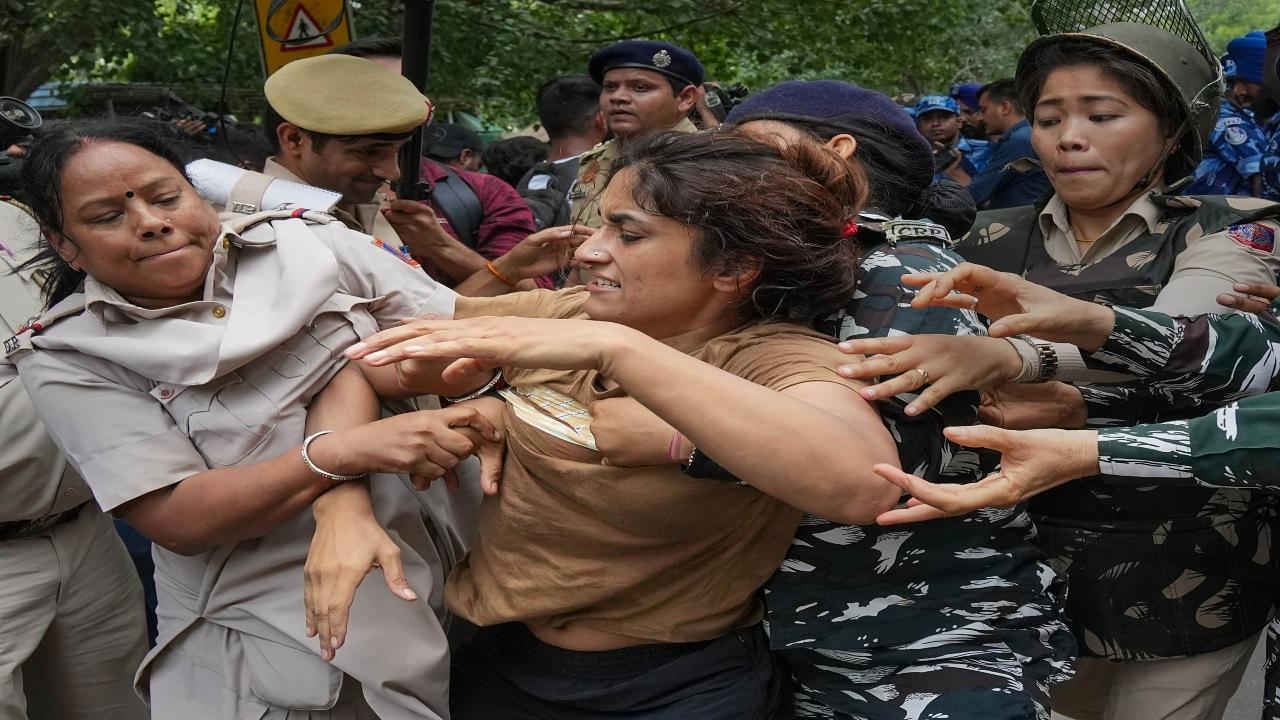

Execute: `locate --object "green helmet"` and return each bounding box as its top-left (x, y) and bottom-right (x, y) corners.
top-left (1017, 22), bottom-right (1220, 168)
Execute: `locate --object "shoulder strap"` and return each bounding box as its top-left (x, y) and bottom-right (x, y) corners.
top-left (429, 163), bottom-right (484, 247)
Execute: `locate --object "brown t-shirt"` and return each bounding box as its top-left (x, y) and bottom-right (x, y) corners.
top-left (448, 288), bottom-right (863, 643)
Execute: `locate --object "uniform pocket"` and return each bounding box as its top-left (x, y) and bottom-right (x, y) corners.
top-left (163, 373), bottom-right (278, 466)
top-left (241, 634), bottom-right (343, 709)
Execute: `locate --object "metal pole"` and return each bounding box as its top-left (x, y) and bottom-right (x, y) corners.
top-left (398, 0), bottom-right (436, 200)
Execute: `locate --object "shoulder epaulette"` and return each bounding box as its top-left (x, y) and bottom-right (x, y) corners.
top-left (221, 207), bottom-right (335, 236)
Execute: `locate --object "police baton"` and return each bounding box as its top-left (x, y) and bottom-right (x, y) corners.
top-left (397, 0), bottom-right (435, 201)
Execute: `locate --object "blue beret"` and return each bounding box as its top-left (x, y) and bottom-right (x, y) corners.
top-left (1226, 31), bottom-right (1267, 84)
top-left (949, 82), bottom-right (983, 111)
top-left (724, 79), bottom-right (931, 165)
top-left (588, 40), bottom-right (705, 87)
top-left (915, 95), bottom-right (960, 116)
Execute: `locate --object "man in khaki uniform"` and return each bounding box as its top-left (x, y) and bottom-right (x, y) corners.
top-left (0, 198), bottom-right (148, 720)
top-left (570, 40), bottom-right (706, 228)
top-left (242, 54), bottom-right (513, 285)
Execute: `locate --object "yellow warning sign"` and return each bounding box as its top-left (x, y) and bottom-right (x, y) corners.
top-left (254, 0), bottom-right (353, 76)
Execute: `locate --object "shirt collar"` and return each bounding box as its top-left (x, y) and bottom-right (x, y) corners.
top-left (82, 225), bottom-right (241, 324)
top-left (1038, 189), bottom-right (1165, 242)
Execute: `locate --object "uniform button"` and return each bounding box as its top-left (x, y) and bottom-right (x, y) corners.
top-left (212, 305), bottom-right (227, 319)
top-left (159, 388), bottom-right (173, 399)
top-left (222, 238), bottom-right (231, 250)
top-left (64, 488), bottom-right (76, 496)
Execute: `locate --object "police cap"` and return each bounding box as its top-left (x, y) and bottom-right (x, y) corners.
top-left (265, 55), bottom-right (433, 135)
top-left (588, 40), bottom-right (705, 88)
top-left (914, 95), bottom-right (960, 117)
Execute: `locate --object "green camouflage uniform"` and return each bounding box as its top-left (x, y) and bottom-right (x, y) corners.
top-left (1074, 302), bottom-right (1280, 719)
top-left (778, 221), bottom-right (1073, 720)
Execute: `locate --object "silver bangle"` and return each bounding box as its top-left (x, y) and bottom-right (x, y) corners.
top-left (301, 431), bottom-right (364, 482)
top-left (445, 370), bottom-right (504, 403)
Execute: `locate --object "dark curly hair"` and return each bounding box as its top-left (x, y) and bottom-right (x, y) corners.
top-left (610, 130), bottom-right (869, 323)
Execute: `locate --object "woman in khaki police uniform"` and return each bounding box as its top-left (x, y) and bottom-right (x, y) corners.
top-left (5, 117), bottom-right (499, 719)
top-left (0, 198), bottom-right (148, 719)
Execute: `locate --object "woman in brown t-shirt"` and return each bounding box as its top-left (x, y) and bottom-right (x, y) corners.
top-left (315, 130), bottom-right (903, 719)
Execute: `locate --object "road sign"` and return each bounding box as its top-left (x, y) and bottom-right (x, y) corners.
top-left (254, 0), bottom-right (353, 76)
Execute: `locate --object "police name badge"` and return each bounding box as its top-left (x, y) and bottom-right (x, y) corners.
top-left (882, 219), bottom-right (955, 247)
top-left (652, 50), bottom-right (672, 68)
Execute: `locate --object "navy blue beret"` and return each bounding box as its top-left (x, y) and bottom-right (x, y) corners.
top-left (588, 40), bottom-right (705, 88)
top-left (725, 80), bottom-right (932, 164)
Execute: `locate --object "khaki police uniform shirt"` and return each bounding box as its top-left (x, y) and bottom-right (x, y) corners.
top-left (260, 157), bottom-right (405, 244)
top-left (570, 117), bottom-right (698, 229)
top-left (0, 200), bottom-right (92, 521)
top-left (9, 213), bottom-right (458, 714)
top-left (1038, 191), bottom-right (1280, 317)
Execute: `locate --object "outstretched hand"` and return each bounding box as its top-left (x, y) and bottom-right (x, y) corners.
top-left (874, 425), bottom-right (1100, 525)
top-left (902, 263), bottom-right (1115, 350)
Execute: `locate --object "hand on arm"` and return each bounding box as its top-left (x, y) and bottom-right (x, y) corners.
top-left (837, 334), bottom-right (1023, 415)
top-left (874, 425), bottom-right (1100, 525)
top-left (301, 366), bottom-right (505, 660)
top-left (1217, 281), bottom-right (1280, 316)
top-left (346, 316), bottom-right (903, 522)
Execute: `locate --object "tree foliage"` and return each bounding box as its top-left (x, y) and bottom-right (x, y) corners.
top-left (4, 0), bottom-right (1276, 126)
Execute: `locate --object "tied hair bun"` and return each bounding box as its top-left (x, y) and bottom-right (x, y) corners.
top-left (917, 178), bottom-right (976, 241)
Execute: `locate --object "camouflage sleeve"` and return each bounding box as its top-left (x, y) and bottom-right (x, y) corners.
top-left (1098, 393), bottom-right (1280, 493)
top-left (1084, 304), bottom-right (1280, 405)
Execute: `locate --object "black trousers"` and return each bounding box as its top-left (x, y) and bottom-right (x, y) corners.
top-left (450, 622), bottom-right (788, 720)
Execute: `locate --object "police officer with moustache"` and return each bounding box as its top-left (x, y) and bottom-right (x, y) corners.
top-left (0, 198), bottom-right (149, 720)
top-left (915, 94), bottom-right (990, 183)
top-left (1187, 33), bottom-right (1270, 197)
top-left (570, 40), bottom-right (705, 229)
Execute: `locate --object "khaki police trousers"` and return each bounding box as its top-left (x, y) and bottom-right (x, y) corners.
top-left (1052, 631), bottom-right (1260, 720)
top-left (0, 504), bottom-right (149, 720)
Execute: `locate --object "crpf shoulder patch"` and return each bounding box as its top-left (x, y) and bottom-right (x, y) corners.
top-left (1224, 125), bottom-right (1250, 146)
top-left (370, 237), bottom-right (421, 267)
top-left (1227, 223), bottom-right (1276, 253)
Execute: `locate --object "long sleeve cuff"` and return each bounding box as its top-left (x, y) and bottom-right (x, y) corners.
top-left (1097, 422), bottom-right (1196, 484)
top-left (1085, 306), bottom-right (1177, 377)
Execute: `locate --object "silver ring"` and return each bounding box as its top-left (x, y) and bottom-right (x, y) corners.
top-left (914, 367), bottom-right (930, 384)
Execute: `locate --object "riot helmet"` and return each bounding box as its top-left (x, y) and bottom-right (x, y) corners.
top-left (1017, 0), bottom-right (1221, 183)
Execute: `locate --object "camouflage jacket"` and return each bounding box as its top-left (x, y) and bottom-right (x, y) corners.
top-left (963, 197), bottom-right (1280, 660)
top-left (766, 228), bottom-right (1074, 685)
top-left (1087, 302), bottom-right (1280, 489)
top-left (567, 118), bottom-right (698, 230)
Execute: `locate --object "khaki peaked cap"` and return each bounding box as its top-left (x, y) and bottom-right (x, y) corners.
top-left (265, 55), bottom-right (433, 135)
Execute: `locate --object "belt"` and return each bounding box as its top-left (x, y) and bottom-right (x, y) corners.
top-left (0, 502), bottom-right (88, 541)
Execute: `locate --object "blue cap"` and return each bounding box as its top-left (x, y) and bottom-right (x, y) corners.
top-left (1225, 31), bottom-right (1266, 84)
top-left (588, 40), bottom-right (705, 88)
top-left (949, 82), bottom-right (983, 111)
top-left (903, 105), bottom-right (918, 118)
top-left (914, 95), bottom-right (960, 117)
top-left (1222, 57), bottom-right (1239, 79)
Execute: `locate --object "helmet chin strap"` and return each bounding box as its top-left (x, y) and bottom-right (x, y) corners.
top-left (1125, 123), bottom-right (1187, 200)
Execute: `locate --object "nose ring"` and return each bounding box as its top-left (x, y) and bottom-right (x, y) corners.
top-left (592, 251), bottom-right (603, 257)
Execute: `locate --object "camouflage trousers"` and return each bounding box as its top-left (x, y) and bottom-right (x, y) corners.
top-left (781, 636), bottom-right (1053, 720)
